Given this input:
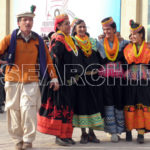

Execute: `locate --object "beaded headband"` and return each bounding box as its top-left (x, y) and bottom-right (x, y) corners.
top-left (101, 17), bottom-right (114, 27)
top-left (129, 20), bottom-right (143, 33)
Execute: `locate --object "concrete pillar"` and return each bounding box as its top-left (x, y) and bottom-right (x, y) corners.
top-left (120, 0), bottom-right (138, 40)
top-left (121, 0), bottom-right (148, 41)
top-left (9, 0), bottom-right (15, 34)
top-left (0, 0), bottom-right (14, 41)
top-left (140, 0), bottom-right (148, 41)
top-left (0, 0), bottom-right (7, 40)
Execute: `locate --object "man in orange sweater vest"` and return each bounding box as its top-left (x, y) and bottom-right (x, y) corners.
top-left (0, 6), bottom-right (59, 150)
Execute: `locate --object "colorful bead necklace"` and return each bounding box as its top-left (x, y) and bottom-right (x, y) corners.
top-left (104, 34), bottom-right (119, 61)
top-left (133, 41), bottom-right (145, 58)
top-left (57, 30), bottom-right (78, 56)
top-left (75, 35), bottom-right (92, 57)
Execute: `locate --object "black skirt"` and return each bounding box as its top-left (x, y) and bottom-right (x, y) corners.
top-left (73, 73), bottom-right (104, 130)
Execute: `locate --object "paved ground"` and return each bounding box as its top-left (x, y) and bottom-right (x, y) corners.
top-left (1, 111), bottom-right (150, 150)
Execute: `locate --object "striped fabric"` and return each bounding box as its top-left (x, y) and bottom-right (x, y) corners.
top-left (73, 112), bottom-right (104, 130)
top-left (104, 106), bottom-right (125, 134)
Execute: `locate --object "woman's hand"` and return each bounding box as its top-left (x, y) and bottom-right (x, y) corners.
top-left (50, 78), bottom-right (59, 91)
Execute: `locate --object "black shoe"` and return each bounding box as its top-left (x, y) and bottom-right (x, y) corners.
top-left (88, 133), bottom-right (100, 143)
top-left (80, 133), bottom-right (88, 144)
top-left (137, 134), bottom-right (144, 144)
top-left (66, 138), bottom-right (76, 144)
top-left (126, 131), bottom-right (132, 141)
top-left (55, 137), bottom-right (71, 146)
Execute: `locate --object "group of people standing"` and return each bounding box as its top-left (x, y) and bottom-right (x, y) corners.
top-left (37, 13), bottom-right (150, 146)
top-left (0, 5), bottom-right (150, 150)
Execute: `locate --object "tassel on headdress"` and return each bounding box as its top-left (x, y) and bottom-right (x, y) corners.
top-left (71, 17), bottom-right (79, 28)
top-left (16, 5), bottom-right (36, 18)
top-left (30, 5), bottom-right (36, 13)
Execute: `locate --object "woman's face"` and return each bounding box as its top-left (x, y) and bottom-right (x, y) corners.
top-left (58, 19), bottom-right (70, 35)
top-left (75, 21), bottom-right (86, 37)
top-left (130, 31), bottom-right (143, 44)
top-left (102, 26), bottom-right (115, 39)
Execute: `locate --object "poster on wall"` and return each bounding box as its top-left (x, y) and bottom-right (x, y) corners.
top-left (14, 0), bottom-right (121, 39)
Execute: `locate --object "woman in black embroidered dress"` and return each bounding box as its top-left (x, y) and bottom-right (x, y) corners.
top-left (124, 20), bottom-right (150, 144)
top-left (98, 17), bottom-right (129, 142)
top-left (71, 18), bottom-right (104, 144)
top-left (37, 14), bottom-right (82, 146)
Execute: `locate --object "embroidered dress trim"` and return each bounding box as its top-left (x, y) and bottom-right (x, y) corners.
top-left (124, 104), bottom-right (150, 130)
top-left (104, 106), bottom-right (125, 134)
top-left (73, 112), bottom-right (104, 130)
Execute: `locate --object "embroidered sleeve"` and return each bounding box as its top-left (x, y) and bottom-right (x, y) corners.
top-left (97, 40), bottom-right (105, 59)
top-left (55, 34), bottom-right (65, 44)
top-left (119, 40), bottom-right (130, 52)
top-left (90, 38), bottom-right (97, 51)
top-left (49, 33), bottom-right (65, 54)
top-left (51, 40), bottom-right (65, 59)
top-left (117, 43), bottom-right (129, 64)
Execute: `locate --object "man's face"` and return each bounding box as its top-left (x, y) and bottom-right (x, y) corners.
top-left (102, 26), bottom-right (115, 39)
top-left (17, 17), bottom-right (33, 33)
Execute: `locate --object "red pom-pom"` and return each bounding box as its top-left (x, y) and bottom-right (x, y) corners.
top-left (130, 106), bottom-right (135, 112)
top-left (144, 107), bottom-right (148, 112)
top-left (129, 19), bottom-right (134, 26)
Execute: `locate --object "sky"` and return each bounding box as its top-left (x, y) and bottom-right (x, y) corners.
top-left (14, 0), bottom-right (121, 39)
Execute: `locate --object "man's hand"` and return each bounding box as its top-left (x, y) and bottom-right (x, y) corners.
top-left (0, 60), bottom-right (7, 64)
top-left (98, 34), bottom-right (105, 41)
top-left (116, 32), bottom-right (124, 42)
top-left (50, 78), bottom-right (59, 91)
top-left (0, 68), bottom-right (3, 73)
